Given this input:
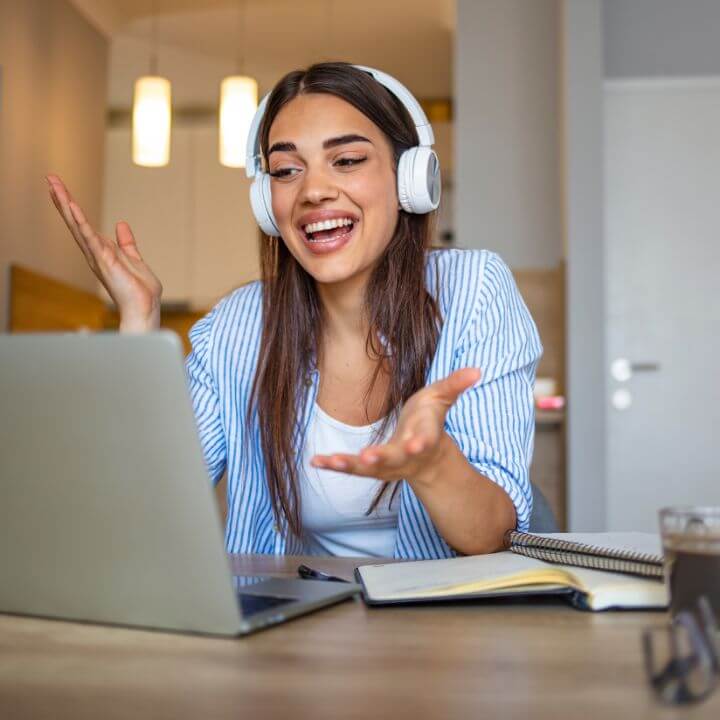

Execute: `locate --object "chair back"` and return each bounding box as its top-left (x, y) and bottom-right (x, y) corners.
top-left (529, 482), bottom-right (558, 533)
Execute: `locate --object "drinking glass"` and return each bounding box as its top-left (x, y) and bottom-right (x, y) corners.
top-left (659, 506), bottom-right (720, 622)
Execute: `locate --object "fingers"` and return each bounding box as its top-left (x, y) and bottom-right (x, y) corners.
top-left (309, 370), bottom-right (481, 481)
top-left (361, 441), bottom-right (406, 467)
top-left (46, 175), bottom-right (79, 234)
top-left (46, 175), bottom-right (98, 269)
top-left (311, 439), bottom-right (415, 480)
top-left (311, 451), bottom-right (394, 479)
top-left (46, 174), bottom-right (72, 205)
top-left (68, 202), bottom-right (105, 259)
top-left (47, 175), bottom-right (80, 228)
top-left (47, 175), bottom-right (141, 274)
top-left (432, 368), bottom-right (481, 405)
top-left (311, 453), bottom-right (358, 472)
top-left (68, 201), bottom-right (123, 283)
top-left (116, 222), bottom-right (143, 262)
top-left (398, 419), bottom-right (440, 456)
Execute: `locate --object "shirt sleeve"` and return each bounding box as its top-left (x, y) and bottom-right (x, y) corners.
top-left (445, 252), bottom-right (542, 531)
top-left (185, 305), bottom-right (227, 485)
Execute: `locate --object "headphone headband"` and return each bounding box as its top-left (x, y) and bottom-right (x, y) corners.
top-left (245, 64), bottom-right (434, 178)
top-left (352, 65), bottom-right (435, 147)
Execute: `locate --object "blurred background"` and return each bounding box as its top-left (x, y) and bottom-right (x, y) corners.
top-left (1, 0), bottom-right (718, 534)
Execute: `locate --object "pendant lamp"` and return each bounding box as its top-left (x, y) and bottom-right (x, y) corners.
top-left (132, 4), bottom-right (171, 167)
top-left (219, 0), bottom-right (258, 168)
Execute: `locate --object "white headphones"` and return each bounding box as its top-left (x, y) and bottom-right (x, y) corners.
top-left (244, 64), bottom-right (442, 237)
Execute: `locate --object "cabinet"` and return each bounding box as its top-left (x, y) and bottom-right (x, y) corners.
top-left (515, 267), bottom-right (567, 530)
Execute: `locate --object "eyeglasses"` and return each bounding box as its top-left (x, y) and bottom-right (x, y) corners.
top-left (643, 596), bottom-right (720, 705)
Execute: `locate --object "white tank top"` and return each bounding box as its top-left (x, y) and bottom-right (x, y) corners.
top-left (301, 403), bottom-right (399, 557)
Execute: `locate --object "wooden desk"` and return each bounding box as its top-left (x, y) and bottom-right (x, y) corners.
top-left (1, 555), bottom-right (716, 719)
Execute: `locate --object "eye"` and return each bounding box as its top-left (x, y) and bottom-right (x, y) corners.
top-left (335, 157), bottom-right (366, 168)
top-left (268, 167), bottom-right (301, 179)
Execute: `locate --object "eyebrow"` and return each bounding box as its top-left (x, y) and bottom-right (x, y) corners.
top-left (267, 134), bottom-right (371, 156)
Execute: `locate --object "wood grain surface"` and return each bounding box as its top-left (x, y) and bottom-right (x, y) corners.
top-left (0, 554), bottom-right (715, 720)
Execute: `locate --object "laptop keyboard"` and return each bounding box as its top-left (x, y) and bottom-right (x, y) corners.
top-left (237, 593), bottom-right (295, 617)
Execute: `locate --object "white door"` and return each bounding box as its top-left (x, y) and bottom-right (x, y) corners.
top-left (605, 79), bottom-right (720, 531)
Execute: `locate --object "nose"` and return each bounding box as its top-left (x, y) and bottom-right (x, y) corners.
top-left (299, 163), bottom-right (339, 205)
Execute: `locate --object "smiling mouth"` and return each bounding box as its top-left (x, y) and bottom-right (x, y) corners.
top-left (301, 217), bottom-right (357, 243)
top-left (305, 224), bottom-right (354, 243)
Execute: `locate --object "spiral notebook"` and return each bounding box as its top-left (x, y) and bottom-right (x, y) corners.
top-left (506, 531), bottom-right (664, 579)
top-left (355, 533), bottom-right (667, 611)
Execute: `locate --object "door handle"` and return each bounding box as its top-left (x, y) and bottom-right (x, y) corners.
top-left (611, 358), bottom-right (661, 382)
top-left (630, 362), bottom-right (661, 372)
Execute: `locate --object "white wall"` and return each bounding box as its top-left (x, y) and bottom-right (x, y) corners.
top-left (455, 0), bottom-right (609, 530)
top-left (562, 0), bottom-right (606, 531)
top-left (563, 0), bottom-right (720, 531)
top-left (604, 0), bottom-right (720, 78)
top-left (455, 0), bottom-right (562, 269)
top-left (0, 0), bottom-right (108, 330)
top-left (456, 0), bottom-right (720, 531)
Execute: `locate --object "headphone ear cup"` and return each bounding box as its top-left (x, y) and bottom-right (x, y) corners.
top-left (397, 147), bottom-right (442, 214)
top-left (249, 172), bottom-right (281, 237)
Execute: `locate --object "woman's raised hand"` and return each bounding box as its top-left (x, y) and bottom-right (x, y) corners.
top-left (310, 367), bottom-right (482, 483)
top-left (46, 174), bottom-right (163, 332)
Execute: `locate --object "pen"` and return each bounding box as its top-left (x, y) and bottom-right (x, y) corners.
top-left (297, 563), bottom-right (351, 583)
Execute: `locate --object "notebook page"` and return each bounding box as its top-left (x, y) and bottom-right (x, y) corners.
top-left (565, 565), bottom-right (668, 610)
top-left (358, 551), bottom-right (570, 600)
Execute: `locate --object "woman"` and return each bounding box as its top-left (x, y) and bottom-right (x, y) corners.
top-left (46, 62), bottom-right (541, 560)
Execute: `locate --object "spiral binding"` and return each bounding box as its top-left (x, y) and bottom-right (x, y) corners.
top-left (506, 531), bottom-right (664, 580)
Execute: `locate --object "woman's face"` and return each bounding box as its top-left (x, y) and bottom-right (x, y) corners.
top-left (266, 93), bottom-right (399, 287)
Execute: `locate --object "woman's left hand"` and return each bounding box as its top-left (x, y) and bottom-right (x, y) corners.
top-left (310, 367), bottom-right (481, 483)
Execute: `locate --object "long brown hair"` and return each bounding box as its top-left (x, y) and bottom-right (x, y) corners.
top-left (247, 62), bottom-right (441, 539)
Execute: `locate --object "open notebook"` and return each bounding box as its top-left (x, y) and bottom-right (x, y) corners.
top-left (356, 533), bottom-right (668, 611)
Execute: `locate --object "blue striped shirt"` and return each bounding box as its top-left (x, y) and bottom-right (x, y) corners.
top-left (186, 249), bottom-right (542, 559)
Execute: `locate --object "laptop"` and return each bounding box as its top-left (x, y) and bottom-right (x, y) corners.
top-left (0, 332), bottom-right (358, 635)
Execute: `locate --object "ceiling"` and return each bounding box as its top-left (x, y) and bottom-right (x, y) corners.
top-left (70, 0), bottom-right (456, 105)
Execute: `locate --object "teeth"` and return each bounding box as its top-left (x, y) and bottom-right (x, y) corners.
top-left (303, 217), bottom-right (354, 234)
